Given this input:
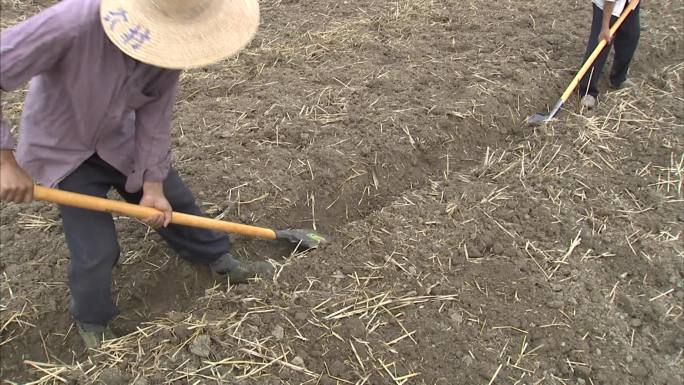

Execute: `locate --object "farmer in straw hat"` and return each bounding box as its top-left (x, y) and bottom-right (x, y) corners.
top-left (0, 0), bottom-right (272, 348)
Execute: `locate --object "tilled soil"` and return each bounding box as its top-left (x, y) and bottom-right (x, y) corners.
top-left (1, 0), bottom-right (683, 384)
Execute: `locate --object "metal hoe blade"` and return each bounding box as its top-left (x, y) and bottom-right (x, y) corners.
top-left (275, 229), bottom-right (328, 250)
top-left (526, 113), bottom-right (553, 125)
top-left (526, 99), bottom-right (563, 126)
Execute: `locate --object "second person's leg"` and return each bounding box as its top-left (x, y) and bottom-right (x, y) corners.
top-left (610, 2), bottom-right (640, 87)
top-left (578, 4), bottom-right (615, 98)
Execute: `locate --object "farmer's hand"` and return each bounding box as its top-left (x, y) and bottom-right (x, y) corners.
top-left (0, 150), bottom-right (34, 203)
top-left (140, 181), bottom-right (172, 228)
top-left (599, 27), bottom-right (613, 44)
top-left (600, 1), bottom-right (615, 44)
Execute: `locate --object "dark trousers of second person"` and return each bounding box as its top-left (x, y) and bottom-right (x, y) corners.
top-left (579, 1), bottom-right (641, 97)
top-left (58, 154), bottom-right (231, 327)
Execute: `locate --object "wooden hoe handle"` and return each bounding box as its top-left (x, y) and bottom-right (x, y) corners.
top-left (32, 185), bottom-right (277, 240)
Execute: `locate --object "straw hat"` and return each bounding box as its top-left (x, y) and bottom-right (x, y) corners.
top-left (100, 0), bottom-right (259, 69)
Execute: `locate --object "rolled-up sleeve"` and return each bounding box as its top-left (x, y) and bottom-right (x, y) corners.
top-left (0, 1), bottom-right (76, 150)
top-left (124, 70), bottom-right (180, 193)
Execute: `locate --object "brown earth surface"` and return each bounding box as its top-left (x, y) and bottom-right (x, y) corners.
top-left (1, 0), bottom-right (683, 384)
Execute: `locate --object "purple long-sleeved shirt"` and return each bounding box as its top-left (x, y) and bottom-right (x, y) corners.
top-left (0, 0), bottom-right (180, 192)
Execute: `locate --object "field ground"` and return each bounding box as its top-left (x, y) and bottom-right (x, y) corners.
top-left (1, 0), bottom-right (683, 384)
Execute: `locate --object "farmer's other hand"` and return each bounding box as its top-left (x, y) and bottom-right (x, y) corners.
top-left (140, 181), bottom-right (172, 228)
top-left (599, 27), bottom-right (612, 44)
top-left (0, 150), bottom-right (34, 203)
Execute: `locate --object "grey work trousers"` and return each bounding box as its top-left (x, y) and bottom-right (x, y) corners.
top-left (58, 154), bottom-right (230, 326)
